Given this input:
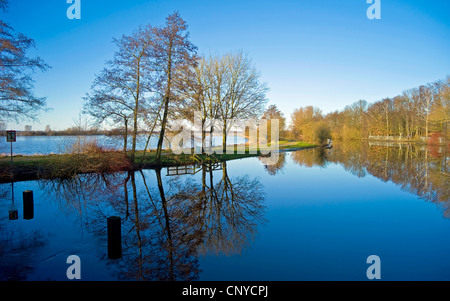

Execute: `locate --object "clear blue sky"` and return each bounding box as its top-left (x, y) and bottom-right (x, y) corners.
top-left (3, 0), bottom-right (450, 131)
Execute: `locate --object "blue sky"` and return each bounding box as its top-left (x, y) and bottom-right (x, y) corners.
top-left (3, 0), bottom-right (450, 131)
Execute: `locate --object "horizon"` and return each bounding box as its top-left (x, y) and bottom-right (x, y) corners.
top-left (2, 0), bottom-right (449, 131)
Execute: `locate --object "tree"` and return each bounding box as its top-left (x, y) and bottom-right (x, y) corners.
top-left (291, 106), bottom-right (322, 141)
top-left (432, 77), bottom-right (449, 139)
top-left (154, 12), bottom-right (197, 162)
top-left (419, 85), bottom-right (433, 139)
top-left (314, 122), bottom-right (331, 145)
top-left (218, 51), bottom-right (268, 152)
top-left (0, 0), bottom-right (49, 122)
top-left (0, 118), bottom-right (5, 133)
top-left (84, 26), bottom-right (155, 162)
top-left (261, 104), bottom-right (286, 140)
top-left (175, 56), bottom-right (213, 153)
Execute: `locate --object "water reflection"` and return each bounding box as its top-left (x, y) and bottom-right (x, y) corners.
top-left (11, 162), bottom-right (266, 280)
top-left (0, 183), bottom-right (47, 280)
top-left (289, 142), bottom-right (449, 217)
top-left (290, 147), bottom-right (328, 168)
top-left (195, 162), bottom-right (266, 256)
top-left (259, 152), bottom-right (287, 175)
top-left (1, 141), bottom-right (448, 280)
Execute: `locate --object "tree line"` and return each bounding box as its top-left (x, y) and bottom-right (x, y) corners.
top-left (290, 77), bottom-right (449, 144)
top-left (82, 12), bottom-right (269, 165)
top-left (0, 6), bottom-right (270, 164)
top-left (287, 142), bottom-right (448, 217)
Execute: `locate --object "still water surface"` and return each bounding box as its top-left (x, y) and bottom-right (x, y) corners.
top-left (0, 135), bottom-right (247, 156)
top-left (0, 142), bottom-right (449, 280)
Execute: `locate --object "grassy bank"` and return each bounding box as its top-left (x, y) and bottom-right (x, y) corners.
top-left (0, 140), bottom-right (316, 183)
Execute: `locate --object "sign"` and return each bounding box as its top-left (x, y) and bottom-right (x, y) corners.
top-left (6, 130), bottom-right (16, 142)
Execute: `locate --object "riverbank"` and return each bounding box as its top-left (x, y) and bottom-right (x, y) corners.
top-left (0, 141), bottom-right (316, 183)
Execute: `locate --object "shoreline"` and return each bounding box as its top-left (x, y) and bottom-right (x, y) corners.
top-left (0, 141), bottom-right (317, 183)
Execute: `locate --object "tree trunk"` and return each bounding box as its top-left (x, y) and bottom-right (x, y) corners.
top-left (222, 119), bottom-right (227, 153)
top-left (123, 118), bottom-right (128, 154)
top-left (201, 118), bottom-right (206, 153)
top-left (131, 98), bottom-right (138, 165)
top-left (156, 51), bottom-right (172, 163)
top-left (131, 63), bottom-right (141, 165)
top-left (156, 95), bottom-right (170, 162)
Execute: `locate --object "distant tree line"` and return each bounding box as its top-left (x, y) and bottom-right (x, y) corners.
top-left (289, 76), bottom-right (449, 144)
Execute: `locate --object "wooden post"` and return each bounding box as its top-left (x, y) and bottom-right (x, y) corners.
top-left (107, 216), bottom-right (122, 259)
top-left (23, 190), bottom-right (34, 220)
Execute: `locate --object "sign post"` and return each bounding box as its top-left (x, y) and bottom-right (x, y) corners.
top-left (6, 130), bottom-right (16, 173)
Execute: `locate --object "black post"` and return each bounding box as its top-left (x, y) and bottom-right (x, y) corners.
top-left (23, 190), bottom-right (34, 220)
top-left (9, 182), bottom-right (17, 220)
top-left (107, 216), bottom-right (122, 259)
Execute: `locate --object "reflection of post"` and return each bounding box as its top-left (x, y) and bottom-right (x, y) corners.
top-left (23, 190), bottom-right (34, 220)
top-left (107, 216), bottom-right (122, 259)
top-left (9, 182), bottom-right (18, 220)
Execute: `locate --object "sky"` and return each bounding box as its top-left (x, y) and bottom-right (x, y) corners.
top-left (2, 0), bottom-right (450, 131)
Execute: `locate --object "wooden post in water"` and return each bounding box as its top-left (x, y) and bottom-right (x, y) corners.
top-left (23, 190), bottom-right (34, 220)
top-left (107, 216), bottom-right (122, 259)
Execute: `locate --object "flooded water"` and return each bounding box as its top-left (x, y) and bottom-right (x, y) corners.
top-left (0, 142), bottom-right (449, 280)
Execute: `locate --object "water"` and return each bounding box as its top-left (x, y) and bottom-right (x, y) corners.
top-left (0, 134), bottom-right (248, 156)
top-left (0, 142), bottom-right (449, 280)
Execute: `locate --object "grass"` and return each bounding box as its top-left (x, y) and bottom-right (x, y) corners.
top-left (0, 140), bottom-right (316, 183)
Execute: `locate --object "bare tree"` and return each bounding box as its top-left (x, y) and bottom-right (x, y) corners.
top-left (153, 12), bottom-right (197, 162)
top-left (84, 26), bottom-right (155, 163)
top-left (0, 0), bottom-right (49, 122)
top-left (0, 119), bottom-right (5, 133)
top-left (174, 57), bottom-right (211, 152)
top-left (219, 51), bottom-right (268, 152)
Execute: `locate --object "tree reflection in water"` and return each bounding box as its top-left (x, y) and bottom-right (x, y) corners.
top-left (37, 162), bottom-right (266, 280)
top-left (194, 162), bottom-right (266, 256)
top-left (259, 152), bottom-right (287, 175)
top-left (0, 182), bottom-right (47, 280)
top-left (289, 142), bottom-right (449, 217)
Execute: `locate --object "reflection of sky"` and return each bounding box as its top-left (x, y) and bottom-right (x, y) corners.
top-left (1, 149), bottom-right (450, 280)
top-left (0, 180), bottom-right (115, 280)
top-left (199, 155), bottom-right (450, 280)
